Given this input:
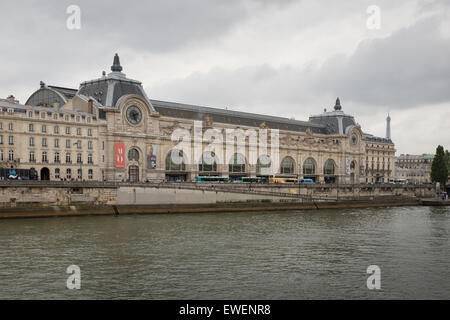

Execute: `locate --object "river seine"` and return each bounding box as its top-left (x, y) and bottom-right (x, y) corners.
top-left (0, 206), bottom-right (449, 299)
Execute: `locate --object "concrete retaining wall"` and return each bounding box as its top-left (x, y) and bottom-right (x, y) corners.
top-left (117, 187), bottom-right (291, 205)
top-left (0, 181), bottom-right (435, 208)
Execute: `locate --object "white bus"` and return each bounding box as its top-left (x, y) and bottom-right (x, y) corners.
top-left (389, 178), bottom-right (408, 184)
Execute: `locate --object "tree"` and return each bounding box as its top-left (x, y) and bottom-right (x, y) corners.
top-left (446, 150), bottom-right (450, 171)
top-left (430, 145), bottom-right (449, 188)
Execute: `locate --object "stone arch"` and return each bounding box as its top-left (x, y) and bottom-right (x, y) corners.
top-left (40, 167), bottom-right (50, 181)
top-left (280, 156), bottom-right (295, 175)
top-left (228, 153), bottom-right (246, 173)
top-left (165, 149), bottom-right (186, 171)
top-left (199, 151), bottom-right (218, 174)
top-left (115, 94), bottom-right (155, 115)
top-left (323, 159), bottom-right (336, 175)
top-left (128, 148), bottom-right (140, 161)
top-left (303, 157), bottom-right (317, 175)
top-left (256, 155), bottom-right (271, 176)
top-left (323, 159), bottom-right (337, 184)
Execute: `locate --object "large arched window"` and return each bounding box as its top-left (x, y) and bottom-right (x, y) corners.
top-left (324, 159), bottom-right (336, 175)
top-left (280, 156), bottom-right (295, 174)
top-left (303, 158), bottom-right (316, 175)
top-left (229, 153), bottom-right (246, 173)
top-left (25, 88), bottom-right (67, 108)
top-left (256, 155), bottom-right (271, 175)
top-left (128, 148), bottom-right (139, 161)
top-left (165, 149), bottom-right (186, 171)
top-left (199, 151), bottom-right (217, 172)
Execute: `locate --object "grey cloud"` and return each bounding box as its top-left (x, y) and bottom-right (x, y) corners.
top-left (319, 17), bottom-right (450, 110)
top-left (0, 0), bottom-right (296, 102)
top-left (151, 16), bottom-right (450, 117)
top-left (0, 0), bottom-right (295, 54)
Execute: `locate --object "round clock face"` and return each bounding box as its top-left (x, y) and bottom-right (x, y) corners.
top-left (351, 134), bottom-right (358, 145)
top-left (126, 105), bottom-right (142, 125)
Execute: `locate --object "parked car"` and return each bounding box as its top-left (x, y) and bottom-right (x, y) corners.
top-left (300, 178), bottom-right (315, 184)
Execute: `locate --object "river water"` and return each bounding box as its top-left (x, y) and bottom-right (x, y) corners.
top-left (0, 206), bottom-right (449, 299)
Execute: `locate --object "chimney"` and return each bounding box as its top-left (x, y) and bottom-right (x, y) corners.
top-left (88, 99), bottom-right (93, 114)
top-left (6, 95), bottom-right (17, 103)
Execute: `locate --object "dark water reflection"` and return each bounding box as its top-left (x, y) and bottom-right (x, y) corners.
top-left (0, 206), bottom-right (449, 299)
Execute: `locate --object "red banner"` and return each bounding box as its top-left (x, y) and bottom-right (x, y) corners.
top-left (115, 143), bottom-right (125, 168)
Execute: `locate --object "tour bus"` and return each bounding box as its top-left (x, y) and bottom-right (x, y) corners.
top-left (388, 178), bottom-right (408, 185)
top-left (0, 167), bottom-right (38, 180)
top-left (239, 177), bottom-right (268, 183)
top-left (194, 176), bottom-right (229, 183)
top-left (269, 176), bottom-right (299, 184)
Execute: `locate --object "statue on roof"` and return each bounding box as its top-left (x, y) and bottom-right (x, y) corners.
top-left (334, 97), bottom-right (342, 111)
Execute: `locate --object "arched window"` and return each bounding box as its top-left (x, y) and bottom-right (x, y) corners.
top-left (256, 155), bottom-right (271, 175)
top-left (324, 159), bottom-right (336, 175)
top-left (303, 158), bottom-right (316, 175)
top-left (229, 153), bottom-right (246, 173)
top-left (128, 148), bottom-right (139, 161)
top-left (280, 156), bottom-right (295, 174)
top-left (350, 161), bottom-right (356, 170)
top-left (165, 149), bottom-right (186, 171)
top-left (199, 151), bottom-right (217, 172)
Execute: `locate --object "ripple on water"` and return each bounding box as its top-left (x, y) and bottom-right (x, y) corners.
top-left (0, 206), bottom-right (449, 299)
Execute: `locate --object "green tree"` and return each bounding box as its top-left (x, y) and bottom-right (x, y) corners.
top-left (446, 150), bottom-right (450, 171)
top-left (431, 145), bottom-right (449, 188)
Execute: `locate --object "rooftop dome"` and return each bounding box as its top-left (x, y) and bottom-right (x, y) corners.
top-left (308, 97), bottom-right (356, 134)
top-left (77, 54), bottom-right (154, 110)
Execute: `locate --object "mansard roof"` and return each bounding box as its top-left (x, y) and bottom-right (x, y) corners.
top-left (363, 133), bottom-right (393, 144)
top-left (308, 98), bottom-right (358, 135)
top-left (151, 99), bottom-right (329, 134)
top-left (0, 98), bottom-right (98, 118)
top-left (77, 54), bottom-right (155, 111)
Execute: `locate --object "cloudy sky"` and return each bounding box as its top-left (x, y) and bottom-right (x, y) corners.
top-left (1, 0), bottom-right (449, 154)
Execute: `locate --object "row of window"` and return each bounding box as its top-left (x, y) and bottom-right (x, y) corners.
top-left (26, 111), bottom-right (93, 123)
top-left (397, 159), bottom-right (431, 163)
top-left (164, 151), bottom-right (337, 175)
top-left (26, 124), bottom-right (93, 136)
top-left (0, 123), bottom-right (14, 130)
top-left (0, 122), bottom-right (94, 136)
top-left (0, 150), bottom-right (93, 164)
top-left (54, 168), bottom-right (94, 180)
top-left (28, 152), bottom-right (94, 164)
top-left (0, 136), bottom-right (94, 149)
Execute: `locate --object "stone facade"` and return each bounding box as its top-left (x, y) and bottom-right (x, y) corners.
top-left (0, 55), bottom-right (395, 184)
top-left (394, 154), bottom-right (434, 184)
top-left (364, 137), bottom-right (396, 183)
top-left (0, 95), bottom-right (101, 181)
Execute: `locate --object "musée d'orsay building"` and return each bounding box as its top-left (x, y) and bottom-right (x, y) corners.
top-left (0, 54), bottom-right (395, 184)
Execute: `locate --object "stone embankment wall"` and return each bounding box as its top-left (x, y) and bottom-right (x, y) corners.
top-left (0, 181), bottom-right (435, 206)
top-left (0, 181), bottom-right (435, 218)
